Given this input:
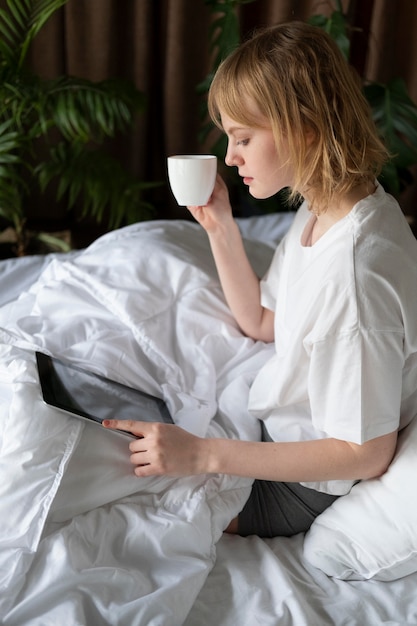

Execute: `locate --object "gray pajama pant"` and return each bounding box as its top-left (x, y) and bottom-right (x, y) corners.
top-left (238, 426), bottom-right (339, 538)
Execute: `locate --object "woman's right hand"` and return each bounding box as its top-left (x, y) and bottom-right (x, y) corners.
top-left (187, 174), bottom-right (234, 234)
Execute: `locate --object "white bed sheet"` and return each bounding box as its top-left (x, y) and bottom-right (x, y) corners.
top-left (0, 213), bottom-right (416, 626)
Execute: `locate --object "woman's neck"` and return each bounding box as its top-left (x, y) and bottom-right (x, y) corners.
top-left (308, 181), bottom-right (376, 244)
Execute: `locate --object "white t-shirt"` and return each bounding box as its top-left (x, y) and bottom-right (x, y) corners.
top-left (248, 184), bottom-right (417, 495)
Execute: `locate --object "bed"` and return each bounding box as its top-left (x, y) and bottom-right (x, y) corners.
top-left (1, 212), bottom-right (417, 626)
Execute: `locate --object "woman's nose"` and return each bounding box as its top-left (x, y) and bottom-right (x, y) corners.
top-left (225, 147), bottom-right (242, 167)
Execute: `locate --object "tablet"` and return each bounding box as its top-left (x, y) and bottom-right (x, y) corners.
top-left (36, 351), bottom-right (173, 439)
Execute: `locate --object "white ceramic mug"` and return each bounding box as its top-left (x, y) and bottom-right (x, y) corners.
top-left (167, 155), bottom-right (217, 206)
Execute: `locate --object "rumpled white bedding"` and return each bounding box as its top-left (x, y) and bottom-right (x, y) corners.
top-left (0, 218), bottom-right (279, 625)
top-left (1, 214), bottom-right (416, 626)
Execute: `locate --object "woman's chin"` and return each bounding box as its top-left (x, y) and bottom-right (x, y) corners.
top-left (249, 189), bottom-right (277, 200)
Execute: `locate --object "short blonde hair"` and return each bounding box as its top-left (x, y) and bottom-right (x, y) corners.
top-left (208, 21), bottom-right (389, 210)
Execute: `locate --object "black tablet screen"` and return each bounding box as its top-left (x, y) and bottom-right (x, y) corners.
top-left (36, 351), bottom-right (173, 437)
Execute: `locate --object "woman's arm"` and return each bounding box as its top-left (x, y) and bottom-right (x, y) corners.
top-left (201, 430), bottom-right (398, 483)
top-left (188, 175), bottom-right (274, 342)
top-left (103, 420), bottom-right (398, 483)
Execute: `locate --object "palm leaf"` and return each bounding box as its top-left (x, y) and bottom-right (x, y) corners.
top-left (35, 231), bottom-right (71, 252)
top-left (35, 142), bottom-right (160, 230)
top-left (0, 0), bottom-right (151, 253)
top-left (0, 118), bottom-right (22, 160)
top-left (18, 0), bottom-right (68, 69)
top-left (309, 10), bottom-right (350, 60)
top-left (46, 77), bottom-right (145, 142)
top-left (0, 166), bottom-right (25, 224)
top-left (0, 118), bottom-right (25, 223)
top-left (0, 0), bottom-right (68, 69)
top-left (364, 78), bottom-right (417, 193)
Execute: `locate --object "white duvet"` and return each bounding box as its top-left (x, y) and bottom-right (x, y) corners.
top-left (0, 220), bottom-right (277, 625)
top-left (3, 215), bottom-right (416, 626)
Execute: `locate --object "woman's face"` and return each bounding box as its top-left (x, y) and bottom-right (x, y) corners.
top-left (221, 109), bottom-right (294, 199)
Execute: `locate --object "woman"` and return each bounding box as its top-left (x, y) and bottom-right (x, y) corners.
top-left (104, 22), bottom-right (417, 537)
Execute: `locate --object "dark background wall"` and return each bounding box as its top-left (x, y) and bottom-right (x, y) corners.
top-left (3, 0), bottom-right (417, 246)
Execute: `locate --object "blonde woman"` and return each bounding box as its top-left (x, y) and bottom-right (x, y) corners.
top-left (105, 22), bottom-right (417, 537)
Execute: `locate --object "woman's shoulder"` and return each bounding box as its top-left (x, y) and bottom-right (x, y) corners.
top-left (351, 185), bottom-right (417, 261)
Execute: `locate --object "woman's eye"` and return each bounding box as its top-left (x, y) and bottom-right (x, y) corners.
top-left (236, 138), bottom-right (249, 146)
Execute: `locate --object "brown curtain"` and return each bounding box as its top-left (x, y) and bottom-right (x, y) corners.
top-left (5, 0), bottom-right (417, 243)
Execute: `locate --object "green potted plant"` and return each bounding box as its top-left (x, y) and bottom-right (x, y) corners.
top-left (0, 0), bottom-right (156, 257)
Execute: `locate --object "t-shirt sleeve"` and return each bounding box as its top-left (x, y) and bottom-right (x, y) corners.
top-left (308, 327), bottom-right (404, 444)
top-left (260, 239), bottom-right (286, 311)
